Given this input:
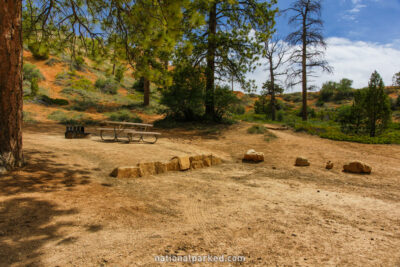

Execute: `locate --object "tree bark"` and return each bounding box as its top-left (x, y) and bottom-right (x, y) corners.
top-left (269, 58), bottom-right (276, 121)
top-left (301, 9), bottom-right (308, 121)
top-left (205, 3), bottom-right (217, 119)
top-left (0, 0), bottom-right (24, 171)
top-left (143, 77), bottom-right (150, 106)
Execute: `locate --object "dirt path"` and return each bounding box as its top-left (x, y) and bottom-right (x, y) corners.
top-left (0, 122), bottom-right (399, 266)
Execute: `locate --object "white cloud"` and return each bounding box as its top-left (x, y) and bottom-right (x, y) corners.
top-left (247, 37), bottom-right (400, 93)
top-left (342, 0), bottom-right (368, 21)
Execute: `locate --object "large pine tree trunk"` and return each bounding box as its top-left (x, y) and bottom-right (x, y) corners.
top-left (143, 77), bottom-right (150, 106)
top-left (0, 0), bottom-right (24, 172)
top-left (205, 3), bottom-right (217, 119)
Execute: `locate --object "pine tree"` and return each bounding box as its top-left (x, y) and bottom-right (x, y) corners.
top-left (189, 0), bottom-right (277, 120)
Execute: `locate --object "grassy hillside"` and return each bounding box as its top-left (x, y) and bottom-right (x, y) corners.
top-left (22, 50), bottom-right (163, 125)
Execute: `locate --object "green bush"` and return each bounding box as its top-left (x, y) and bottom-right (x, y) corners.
top-left (214, 85), bottom-right (240, 121)
top-left (28, 43), bottom-right (49, 60)
top-left (161, 64), bottom-right (205, 121)
top-left (95, 77), bottom-right (119, 94)
top-left (70, 78), bottom-right (94, 91)
top-left (47, 110), bottom-right (95, 125)
top-left (296, 106), bottom-right (316, 119)
top-left (73, 56), bottom-right (86, 71)
top-left (231, 104), bottom-right (246, 115)
top-left (106, 109), bottom-right (142, 123)
top-left (30, 78), bottom-right (39, 97)
top-left (132, 77), bottom-right (145, 92)
top-left (45, 58), bottom-right (61, 66)
top-left (115, 65), bottom-right (126, 83)
top-left (315, 98), bottom-right (325, 107)
top-left (276, 110), bottom-right (285, 122)
top-left (38, 95), bottom-right (69, 106)
top-left (23, 80), bottom-right (31, 96)
top-left (23, 111), bottom-right (37, 124)
top-left (23, 63), bottom-right (44, 81)
top-left (247, 124), bottom-right (266, 134)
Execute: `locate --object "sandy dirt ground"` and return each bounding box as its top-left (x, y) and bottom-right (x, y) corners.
top-left (1, 122), bottom-right (400, 266)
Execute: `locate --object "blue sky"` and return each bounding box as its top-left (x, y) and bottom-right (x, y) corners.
top-left (248, 0), bottom-right (400, 91)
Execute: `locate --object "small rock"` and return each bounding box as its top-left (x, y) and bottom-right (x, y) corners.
top-left (326, 161), bottom-right (334, 170)
top-left (291, 233), bottom-right (297, 237)
top-left (0, 167), bottom-right (7, 175)
top-left (295, 157), bottom-right (310, 167)
top-left (243, 149), bottom-right (264, 163)
top-left (343, 161), bottom-right (372, 174)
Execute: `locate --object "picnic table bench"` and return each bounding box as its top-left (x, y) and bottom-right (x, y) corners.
top-left (96, 121), bottom-right (161, 144)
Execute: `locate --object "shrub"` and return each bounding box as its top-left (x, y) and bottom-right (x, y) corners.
top-left (132, 77), bottom-right (145, 92)
top-left (115, 65), bottom-right (126, 83)
top-left (23, 111), bottom-right (37, 124)
top-left (45, 58), bottom-right (61, 66)
top-left (70, 78), bottom-right (94, 91)
top-left (30, 78), bottom-right (39, 97)
top-left (315, 99), bottom-right (325, 107)
top-left (106, 109), bottom-right (143, 123)
top-left (47, 110), bottom-right (95, 125)
top-left (214, 85), bottom-right (240, 121)
top-left (23, 63), bottom-right (44, 81)
top-left (160, 64), bottom-right (205, 120)
top-left (95, 77), bottom-right (119, 94)
top-left (296, 106), bottom-right (316, 119)
top-left (23, 80), bottom-right (31, 96)
top-left (73, 56), bottom-right (86, 71)
top-left (28, 43), bottom-right (49, 60)
top-left (38, 95), bottom-right (69, 106)
top-left (277, 110), bottom-right (285, 122)
top-left (247, 124), bottom-right (266, 134)
top-left (231, 104), bottom-right (246, 115)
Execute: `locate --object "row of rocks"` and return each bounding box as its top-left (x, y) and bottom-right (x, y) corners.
top-left (295, 157), bottom-right (372, 174)
top-left (110, 154), bottom-right (223, 178)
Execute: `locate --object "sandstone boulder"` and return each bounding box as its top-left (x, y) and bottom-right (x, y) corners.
top-left (173, 156), bottom-right (191, 171)
top-left (191, 160), bottom-right (204, 169)
top-left (343, 161), bottom-right (371, 174)
top-left (166, 158), bottom-right (180, 171)
top-left (243, 149), bottom-right (264, 163)
top-left (154, 161), bottom-right (168, 174)
top-left (202, 155), bottom-right (212, 167)
top-left (110, 166), bottom-right (141, 178)
top-left (326, 161), bottom-right (334, 170)
top-left (295, 157), bottom-right (310, 167)
top-left (211, 155), bottom-right (222, 165)
top-left (190, 155), bottom-right (203, 162)
top-left (137, 162), bottom-right (157, 176)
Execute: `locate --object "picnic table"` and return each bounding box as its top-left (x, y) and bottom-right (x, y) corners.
top-left (96, 121), bottom-right (161, 144)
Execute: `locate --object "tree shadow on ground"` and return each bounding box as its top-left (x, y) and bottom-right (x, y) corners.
top-left (0, 149), bottom-right (92, 195)
top-left (0, 197), bottom-right (78, 266)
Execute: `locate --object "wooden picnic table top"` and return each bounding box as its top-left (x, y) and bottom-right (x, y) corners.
top-left (103, 121), bottom-right (153, 127)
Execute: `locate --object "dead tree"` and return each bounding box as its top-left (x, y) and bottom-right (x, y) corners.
top-left (286, 0), bottom-right (332, 121)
